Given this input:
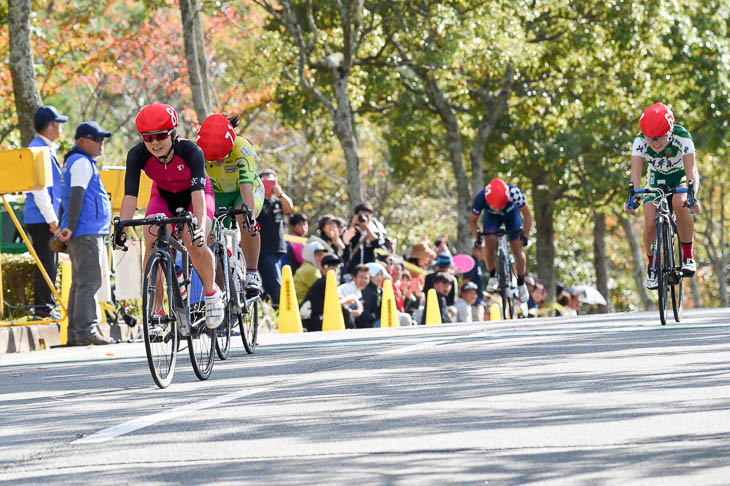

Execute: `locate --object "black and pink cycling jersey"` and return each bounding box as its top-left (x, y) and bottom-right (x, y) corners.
top-left (124, 139), bottom-right (209, 197)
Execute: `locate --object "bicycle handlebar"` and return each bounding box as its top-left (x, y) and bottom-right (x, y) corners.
top-left (214, 204), bottom-right (255, 230)
top-left (113, 212), bottom-right (197, 252)
top-left (627, 182), bottom-right (695, 210)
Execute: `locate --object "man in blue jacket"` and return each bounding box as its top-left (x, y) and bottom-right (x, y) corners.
top-left (24, 105), bottom-right (67, 320)
top-left (57, 121), bottom-right (115, 346)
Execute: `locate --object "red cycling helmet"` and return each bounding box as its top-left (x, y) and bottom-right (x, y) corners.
top-left (640, 102), bottom-right (674, 138)
top-left (135, 103), bottom-right (179, 133)
top-left (196, 114), bottom-right (236, 161)
top-left (485, 178), bottom-right (509, 209)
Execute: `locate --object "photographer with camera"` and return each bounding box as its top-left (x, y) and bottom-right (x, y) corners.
top-left (341, 202), bottom-right (386, 278)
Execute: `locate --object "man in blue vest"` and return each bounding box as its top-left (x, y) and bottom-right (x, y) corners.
top-left (57, 121), bottom-right (115, 346)
top-left (25, 105), bottom-right (67, 320)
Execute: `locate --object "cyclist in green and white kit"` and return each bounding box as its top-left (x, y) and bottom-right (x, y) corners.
top-left (624, 102), bottom-right (701, 289)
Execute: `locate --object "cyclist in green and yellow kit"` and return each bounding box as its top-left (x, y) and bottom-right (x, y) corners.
top-left (197, 114), bottom-right (265, 293)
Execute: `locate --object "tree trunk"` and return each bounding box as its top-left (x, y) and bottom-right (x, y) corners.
top-left (179, 0), bottom-right (211, 122)
top-left (8, 0), bottom-right (42, 146)
top-left (532, 174), bottom-right (556, 301)
top-left (592, 212), bottom-right (610, 313)
top-left (617, 214), bottom-right (654, 310)
top-left (690, 276), bottom-right (702, 308)
top-left (331, 71), bottom-right (363, 213)
top-left (427, 78), bottom-right (471, 253)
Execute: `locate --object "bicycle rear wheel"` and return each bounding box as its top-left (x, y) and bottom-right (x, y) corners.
top-left (142, 253), bottom-right (178, 389)
top-left (670, 225), bottom-right (684, 322)
top-left (214, 247), bottom-right (232, 360)
top-left (187, 268), bottom-right (216, 380)
top-left (655, 222), bottom-right (669, 326)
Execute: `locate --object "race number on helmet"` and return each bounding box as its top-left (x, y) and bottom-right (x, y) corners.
top-left (196, 114), bottom-right (236, 161)
top-left (485, 178), bottom-right (509, 209)
top-left (135, 103), bottom-right (179, 133)
top-left (640, 102), bottom-right (674, 138)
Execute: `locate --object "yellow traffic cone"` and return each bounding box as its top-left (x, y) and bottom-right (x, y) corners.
top-left (490, 302), bottom-right (502, 321)
top-left (424, 288), bottom-right (442, 325)
top-left (278, 264), bottom-right (303, 333)
top-left (380, 279), bottom-right (399, 328)
top-left (322, 269), bottom-right (345, 331)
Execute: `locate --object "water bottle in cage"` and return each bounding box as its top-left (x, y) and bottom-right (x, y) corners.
top-left (175, 264), bottom-right (187, 299)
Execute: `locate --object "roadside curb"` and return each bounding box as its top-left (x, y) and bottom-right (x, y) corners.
top-left (0, 322), bottom-right (140, 354)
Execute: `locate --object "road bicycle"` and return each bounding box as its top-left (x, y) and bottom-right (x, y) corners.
top-left (479, 228), bottom-right (518, 320)
top-left (113, 212), bottom-right (215, 388)
top-left (628, 181), bottom-right (694, 326)
top-left (211, 205), bottom-right (260, 356)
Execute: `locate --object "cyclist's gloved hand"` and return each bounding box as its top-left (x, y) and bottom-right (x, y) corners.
top-left (191, 226), bottom-right (206, 247)
top-left (687, 198), bottom-right (702, 213)
top-left (113, 229), bottom-right (128, 251)
top-left (520, 234), bottom-right (528, 247)
top-left (248, 220), bottom-right (261, 235)
top-left (624, 200), bottom-right (636, 215)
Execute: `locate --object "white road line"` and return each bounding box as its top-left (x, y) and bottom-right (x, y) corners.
top-left (381, 340), bottom-right (446, 355)
top-left (75, 386), bottom-right (270, 445)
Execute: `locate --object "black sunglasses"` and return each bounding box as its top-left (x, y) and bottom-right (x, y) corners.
top-left (86, 135), bottom-right (106, 143)
top-left (141, 130), bottom-right (173, 143)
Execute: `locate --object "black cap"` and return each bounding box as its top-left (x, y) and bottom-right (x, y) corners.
top-left (33, 105), bottom-right (68, 130)
top-left (75, 121), bottom-right (111, 140)
top-left (321, 253), bottom-right (342, 267)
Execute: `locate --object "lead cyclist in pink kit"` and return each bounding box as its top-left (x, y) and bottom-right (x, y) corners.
top-left (115, 103), bottom-right (224, 329)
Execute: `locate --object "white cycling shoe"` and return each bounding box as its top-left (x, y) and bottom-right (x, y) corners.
top-left (486, 276), bottom-right (499, 293)
top-left (245, 270), bottom-right (263, 294)
top-left (204, 287), bottom-right (225, 329)
top-left (681, 258), bottom-right (696, 276)
top-left (518, 283), bottom-right (529, 303)
top-left (646, 268), bottom-right (658, 290)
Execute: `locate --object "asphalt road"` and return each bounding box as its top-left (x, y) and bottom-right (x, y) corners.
top-left (1, 308), bottom-right (729, 485)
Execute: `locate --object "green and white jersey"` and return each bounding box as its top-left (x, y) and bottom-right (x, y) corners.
top-left (631, 124), bottom-right (694, 174)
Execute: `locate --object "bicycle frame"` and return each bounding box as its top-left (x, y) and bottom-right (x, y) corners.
top-left (479, 228), bottom-right (517, 319)
top-left (633, 183), bottom-right (688, 324)
top-left (115, 214), bottom-right (195, 335)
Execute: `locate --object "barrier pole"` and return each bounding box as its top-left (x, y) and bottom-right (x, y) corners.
top-left (0, 195), bottom-right (67, 327)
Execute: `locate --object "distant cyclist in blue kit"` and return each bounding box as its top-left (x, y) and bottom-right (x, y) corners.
top-left (469, 177), bottom-right (532, 302)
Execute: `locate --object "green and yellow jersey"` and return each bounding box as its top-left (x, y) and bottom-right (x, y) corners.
top-left (206, 136), bottom-right (264, 216)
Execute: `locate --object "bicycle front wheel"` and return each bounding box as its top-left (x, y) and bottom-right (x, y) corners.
top-left (187, 268), bottom-right (216, 380)
top-left (142, 253), bottom-right (178, 389)
top-left (655, 222), bottom-right (669, 326)
top-left (240, 297), bottom-right (259, 354)
top-left (214, 247), bottom-right (232, 360)
top-left (670, 225), bottom-right (684, 322)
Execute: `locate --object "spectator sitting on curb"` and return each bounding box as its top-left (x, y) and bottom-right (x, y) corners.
top-left (299, 253), bottom-right (343, 332)
top-left (432, 272), bottom-right (455, 323)
top-left (420, 252), bottom-right (457, 324)
top-left (355, 262), bottom-right (390, 328)
top-left (525, 275), bottom-right (548, 317)
top-left (293, 237), bottom-right (329, 304)
top-left (338, 264), bottom-right (369, 329)
top-left (455, 282), bottom-right (479, 323)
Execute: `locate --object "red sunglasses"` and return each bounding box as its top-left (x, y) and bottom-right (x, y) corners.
top-left (141, 130), bottom-right (173, 143)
